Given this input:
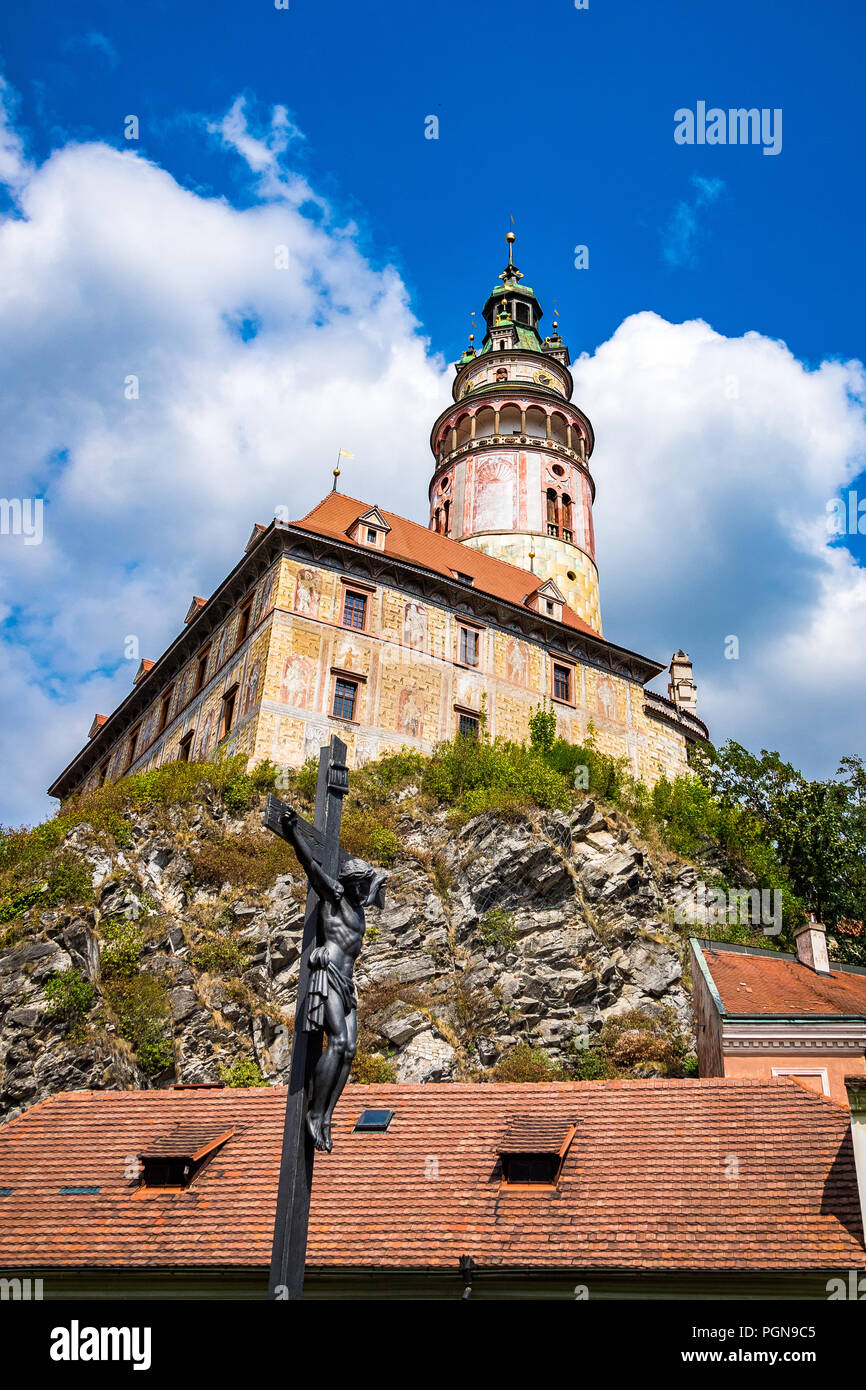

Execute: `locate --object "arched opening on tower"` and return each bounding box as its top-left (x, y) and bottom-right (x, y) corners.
top-left (500, 404), bottom-right (521, 437)
top-left (546, 488), bottom-right (559, 537)
top-left (550, 413), bottom-right (569, 448)
top-left (525, 407), bottom-right (547, 439)
top-left (561, 494), bottom-right (573, 542)
top-left (475, 407), bottom-right (495, 439)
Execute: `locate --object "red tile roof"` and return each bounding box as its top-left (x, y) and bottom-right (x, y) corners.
top-left (293, 492), bottom-right (600, 637)
top-left (0, 1080), bottom-right (861, 1273)
top-left (702, 946), bottom-right (866, 1016)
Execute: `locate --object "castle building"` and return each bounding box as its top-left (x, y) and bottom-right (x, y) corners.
top-left (48, 238), bottom-right (707, 803)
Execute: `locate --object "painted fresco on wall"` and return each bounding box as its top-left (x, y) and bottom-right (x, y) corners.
top-left (303, 722), bottom-right (329, 761)
top-left (403, 601), bottom-right (427, 652)
top-left (215, 622), bottom-right (230, 671)
top-left (396, 685), bottom-right (424, 739)
top-left (333, 641), bottom-right (362, 672)
top-left (455, 675), bottom-right (478, 710)
top-left (198, 710), bottom-right (214, 759)
top-left (258, 569), bottom-right (276, 621)
top-left (596, 679), bottom-right (616, 722)
top-left (243, 657), bottom-right (261, 716)
top-left (279, 653), bottom-right (315, 708)
top-left (474, 456), bottom-right (515, 531)
top-left (293, 567), bottom-right (320, 618)
top-left (505, 636), bottom-right (527, 685)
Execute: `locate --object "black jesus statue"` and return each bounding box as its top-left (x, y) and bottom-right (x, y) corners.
top-left (279, 805), bottom-right (386, 1152)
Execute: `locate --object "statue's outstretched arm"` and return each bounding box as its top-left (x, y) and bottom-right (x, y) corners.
top-left (282, 809), bottom-right (341, 903)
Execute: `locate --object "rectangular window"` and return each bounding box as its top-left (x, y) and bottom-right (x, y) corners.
top-left (178, 730), bottom-right (194, 762)
top-left (221, 685), bottom-right (238, 739)
top-left (342, 591), bottom-right (367, 631)
top-left (193, 644), bottom-right (211, 694)
top-left (125, 724), bottom-right (141, 771)
top-left (366, 527), bottom-right (377, 545)
top-left (501, 1154), bottom-right (560, 1186)
top-left (459, 626), bottom-right (479, 667)
top-left (333, 678), bottom-right (358, 722)
top-left (157, 685), bottom-right (174, 735)
top-left (97, 759), bottom-right (109, 788)
top-left (235, 595), bottom-right (254, 650)
top-left (553, 663), bottom-right (572, 703)
top-left (458, 713), bottom-right (479, 739)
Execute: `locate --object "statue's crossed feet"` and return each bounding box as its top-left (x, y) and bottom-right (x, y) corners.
top-left (306, 1111), bottom-right (328, 1152)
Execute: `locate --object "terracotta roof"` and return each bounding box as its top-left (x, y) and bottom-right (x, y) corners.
top-left (0, 1080), bottom-right (862, 1273)
top-left (139, 1123), bottom-right (234, 1161)
top-left (293, 492), bottom-right (600, 637)
top-left (701, 944), bottom-right (866, 1016)
top-left (496, 1112), bottom-right (577, 1154)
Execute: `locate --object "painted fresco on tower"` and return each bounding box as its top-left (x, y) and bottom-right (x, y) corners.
top-left (474, 456), bottom-right (516, 531)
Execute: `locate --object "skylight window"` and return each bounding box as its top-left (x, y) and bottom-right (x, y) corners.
top-left (353, 1109), bottom-right (394, 1132)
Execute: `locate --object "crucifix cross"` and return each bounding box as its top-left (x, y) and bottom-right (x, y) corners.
top-left (264, 734), bottom-right (385, 1301)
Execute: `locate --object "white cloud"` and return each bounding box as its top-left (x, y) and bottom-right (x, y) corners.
top-left (0, 83), bottom-right (447, 825)
top-left (573, 312), bottom-right (866, 774)
top-left (0, 83), bottom-right (863, 826)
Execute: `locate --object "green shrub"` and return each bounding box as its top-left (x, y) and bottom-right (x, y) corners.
top-left (103, 973), bottom-right (172, 1076)
top-left (0, 883), bottom-right (46, 925)
top-left (192, 935), bottom-right (252, 977)
top-left (99, 919), bottom-right (144, 980)
top-left (423, 736), bottom-right (570, 816)
top-left (478, 908), bottom-right (518, 952)
top-left (562, 1039), bottom-right (615, 1080)
top-left (190, 831), bottom-right (297, 888)
top-left (351, 1050), bottom-right (397, 1083)
top-left (44, 969), bottom-right (95, 1027)
top-left (528, 700), bottom-right (557, 755)
top-left (597, 1007), bottom-right (690, 1076)
top-left (489, 1044), bottom-right (563, 1083)
top-left (218, 1056), bottom-right (268, 1088)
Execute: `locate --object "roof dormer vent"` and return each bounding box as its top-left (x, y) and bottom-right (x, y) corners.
top-left (137, 1124), bottom-right (234, 1189)
top-left (497, 1116), bottom-right (576, 1188)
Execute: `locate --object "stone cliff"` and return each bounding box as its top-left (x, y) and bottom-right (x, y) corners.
top-left (0, 767), bottom-right (710, 1121)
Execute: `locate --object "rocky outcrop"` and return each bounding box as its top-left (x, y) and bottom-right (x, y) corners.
top-left (0, 791), bottom-right (699, 1120)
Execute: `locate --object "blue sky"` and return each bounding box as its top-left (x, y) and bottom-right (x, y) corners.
top-left (1, 0), bottom-right (865, 823)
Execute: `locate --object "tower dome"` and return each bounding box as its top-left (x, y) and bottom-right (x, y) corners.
top-left (428, 234), bottom-right (602, 633)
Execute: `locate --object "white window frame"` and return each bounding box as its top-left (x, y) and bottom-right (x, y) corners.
top-left (770, 1066), bottom-right (830, 1097)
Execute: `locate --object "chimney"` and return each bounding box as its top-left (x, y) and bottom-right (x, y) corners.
top-left (668, 650), bottom-right (698, 715)
top-left (844, 1077), bottom-right (866, 1238)
top-left (794, 915), bottom-right (831, 975)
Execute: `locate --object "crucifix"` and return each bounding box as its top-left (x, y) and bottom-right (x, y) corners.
top-left (264, 734), bottom-right (386, 1301)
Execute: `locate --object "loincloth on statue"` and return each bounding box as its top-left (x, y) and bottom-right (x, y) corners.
top-left (304, 946), bottom-right (357, 1032)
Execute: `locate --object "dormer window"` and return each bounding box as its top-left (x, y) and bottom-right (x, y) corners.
top-left (497, 1117), bottom-right (576, 1190)
top-left (526, 580), bottom-right (565, 623)
top-left (138, 1125), bottom-right (234, 1190)
top-left (347, 507), bottom-right (390, 551)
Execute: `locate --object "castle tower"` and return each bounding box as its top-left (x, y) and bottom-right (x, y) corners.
top-left (428, 233), bottom-right (602, 632)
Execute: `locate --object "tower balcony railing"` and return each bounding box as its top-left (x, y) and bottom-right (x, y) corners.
top-left (436, 434), bottom-right (586, 472)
